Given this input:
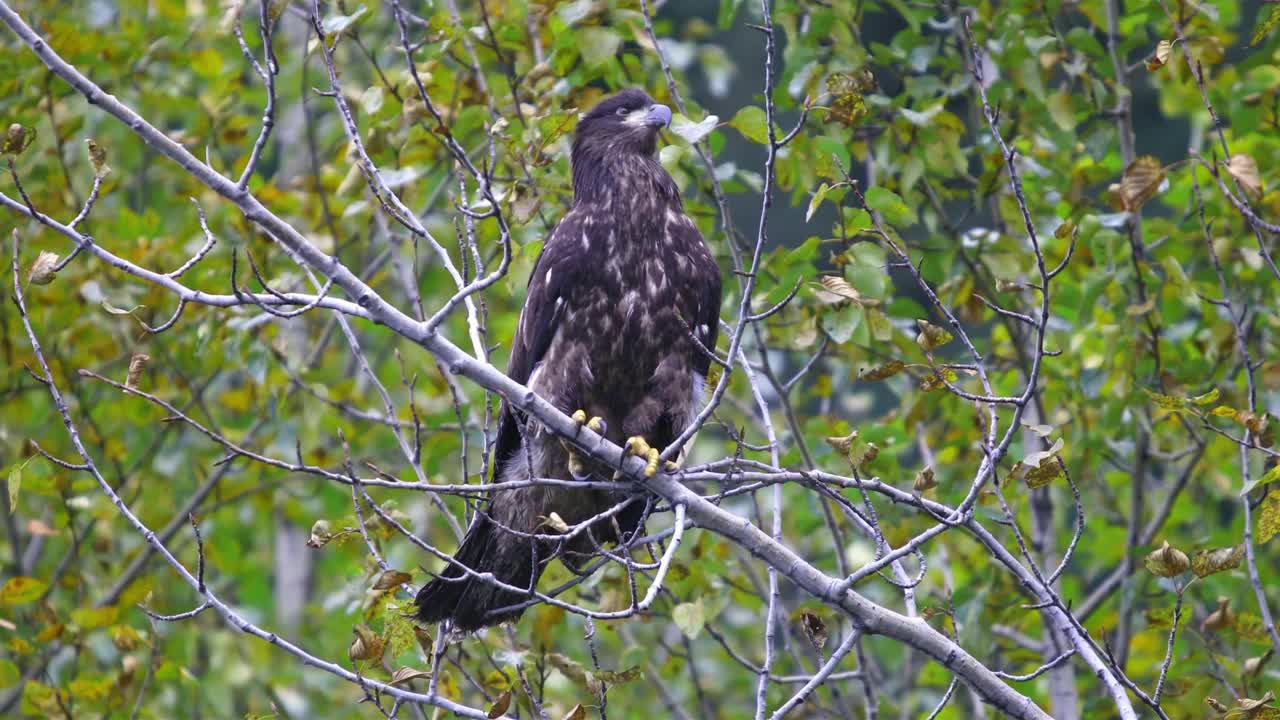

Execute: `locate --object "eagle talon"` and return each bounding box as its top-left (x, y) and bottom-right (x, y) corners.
top-left (624, 436), bottom-right (661, 478)
top-left (564, 409), bottom-right (605, 480)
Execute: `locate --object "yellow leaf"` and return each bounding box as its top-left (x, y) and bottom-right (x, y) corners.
top-left (70, 606), bottom-right (119, 629)
top-left (1258, 490), bottom-right (1280, 545)
top-left (920, 368), bottom-right (958, 392)
top-left (0, 577), bottom-right (47, 605)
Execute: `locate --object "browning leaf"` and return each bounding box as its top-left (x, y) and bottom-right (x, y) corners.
top-left (915, 319), bottom-right (953, 352)
top-left (1146, 39), bottom-right (1172, 71)
top-left (1226, 154), bottom-right (1263, 200)
top-left (86, 138), bottom-right (110, 178)
top-left (859, 360), bottom-right (906, 381)
top-left (125, 353), bottom-right (150, 390)
top-left (824, 432), bottom-right (856, 455)
top-left (26, 251), bottom-right (60, 286)
top-left (413, 625), bottom-right (434, 656)
top-left (487, 690), bottom-right (512, 718)
top-left (1192, 545), bottom-right (1244, 578)
top-left (913, 466), bottom-right (937, 493)
top-left (306, 519), bottom-right (333, 548)
top-left (799, 610), bottom-right (827, 651)
top-left (372, 569), bottom-right (413, 591)
top-left (815, 275), bottom-right (873, 305)
top-left (389, 666), bottom-right (432, 686)
top-left (1202, 597), bottom-right (1235, 632)
top-left (348, 623), bottom-right (385, 663)
top-left (2, 123), bottom-right (34, 155)
top-left (1024, 456), bottom-right (1065, 489)
top-left (1144, 540), bottom-right (1191, 577)
top-left (1243, 649), bottom-right (1274, 680)
top-left (1111, 156), bottom-right (1166, 212)
top-left (920, 368), bottom-right (959, 392)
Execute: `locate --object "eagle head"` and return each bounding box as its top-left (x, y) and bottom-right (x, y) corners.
top-left (573, 89), bottom-right (672, 161)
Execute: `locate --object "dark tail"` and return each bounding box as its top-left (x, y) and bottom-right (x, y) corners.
top-left (415, 513), bottom-right (539, 631)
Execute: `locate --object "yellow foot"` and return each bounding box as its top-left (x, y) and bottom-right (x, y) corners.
top-left (624, 436), bottom-right (661, 478)
top-left (564, 410), bottom-right (605, 480)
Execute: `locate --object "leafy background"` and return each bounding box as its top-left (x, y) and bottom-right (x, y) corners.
top-left (2, 0), bottom-right (1280, 718)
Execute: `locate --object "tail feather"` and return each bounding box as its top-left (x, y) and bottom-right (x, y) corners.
top-left (415, 513), bottom-right (538, 631)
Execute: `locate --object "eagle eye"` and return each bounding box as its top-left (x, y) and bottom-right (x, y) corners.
top-left (615, 106), bottom-right (629, 117)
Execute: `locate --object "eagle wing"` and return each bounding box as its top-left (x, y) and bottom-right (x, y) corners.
top-left (489, 210), bottom-right (590, 476)
top-left (683, 219), bottom-right (722, 381)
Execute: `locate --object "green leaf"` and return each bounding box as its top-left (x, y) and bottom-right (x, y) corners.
top-left (843, 207), bottom-right (873, 233)
top-left (822, 304), bottom-right (863, 344)
top-left (321, 4), bottom-right (367, 35)
top-left (806, 183), bottom-right (830, 222)
top-left (1046, 91), bottom-right (1075, 131)
top-left (1190, 387), bottom-right (1220, 406)
top-left (672, 599), bottom-right (705, 639)
top-left (0, 576), bottom-right (48, 605)
top-left (6, 461), bottom-right (22, 511)
top-left (729, 106), bottom-right (770, 144)
top-left (669, 113), bottom-right (719, 145)
top-left (360, 85), bottom-right (384, 115)
top-left (1251, 4), bottom-right (1280, 47)
top-left (864, 187), bottom-right (913, 226)
top-left (1241, 462), bottom-right (1280, 496)
top-left (594, 665), bottom-right (643, 684)
top-left (579, 27), bottom-right (621, 68)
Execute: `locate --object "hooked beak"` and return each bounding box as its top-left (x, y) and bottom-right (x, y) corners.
top-left (643, 103), bottom-right (672, 128)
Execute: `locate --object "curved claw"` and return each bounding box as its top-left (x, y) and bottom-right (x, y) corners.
top-left (564, 409), bottom-right (605, 480)
top-left (624, 436), bottom-right (660, 478)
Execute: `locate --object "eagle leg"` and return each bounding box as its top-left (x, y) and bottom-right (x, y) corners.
top-left (623, 436), bottom-right (661, 478)
top-left (563, 409), bottom-right (606, 481)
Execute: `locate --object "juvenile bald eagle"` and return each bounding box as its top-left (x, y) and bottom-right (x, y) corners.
top-left (415, 89), bottom-right (723, 630)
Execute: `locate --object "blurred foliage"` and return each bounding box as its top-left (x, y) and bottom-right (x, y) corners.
top-left (1, 0), bottom-right (1280, 718)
